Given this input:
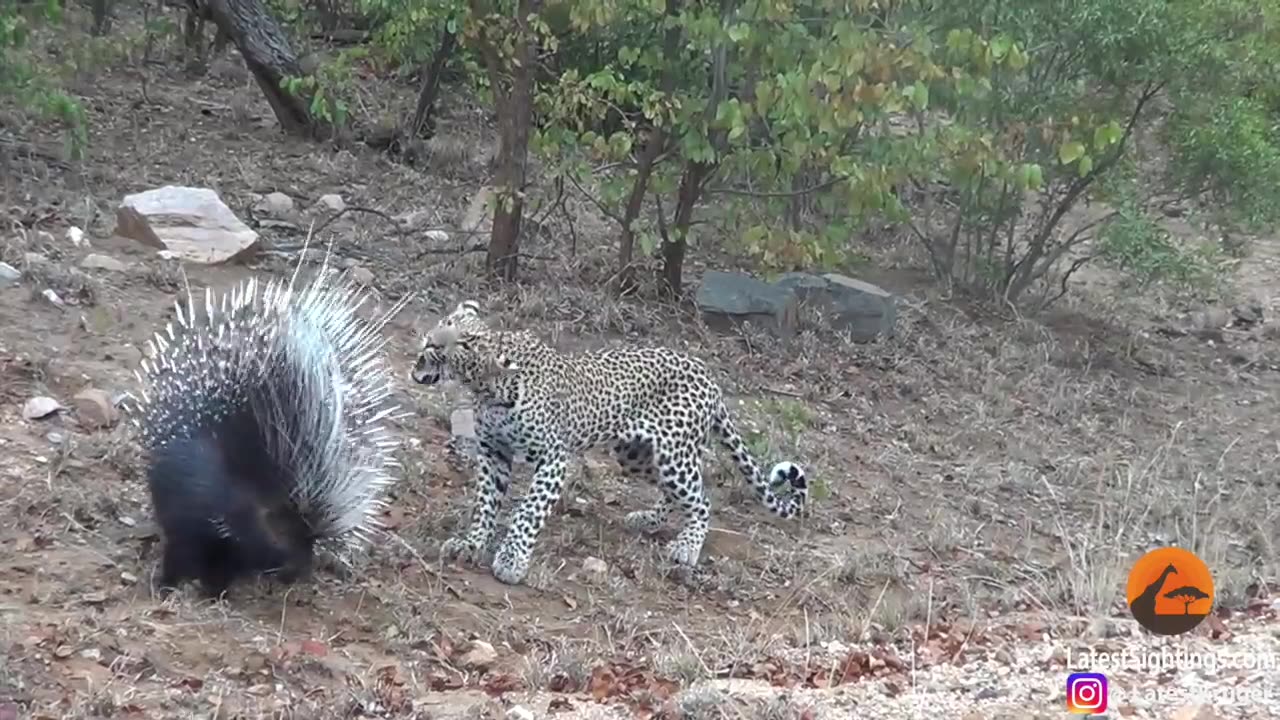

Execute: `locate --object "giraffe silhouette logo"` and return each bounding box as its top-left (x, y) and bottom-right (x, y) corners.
top-left (1126, 546), bottom-right (1215, 636)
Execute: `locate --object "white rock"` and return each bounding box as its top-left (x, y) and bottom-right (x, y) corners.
top-left (23, 396), bottom-right (63, 420)
top-left (113, 185), bottom-right (260, 265)
top-left (41, 288), bottom-right (64, 306)
top-left (506, 706), bottom-right (535, 720)
top-left (450, 408), bottom-right (476, 439)
top-left (256, 192), bottom-right (295, 217)
top-left (457, 639), bottom-right (497, 670)
top-left (349, 266), bottom-right (375, 286)
top-left (0, 261), bottom-right (19, 287)
top-left (79, 254), bottom-right (127, 272)
top-left (65, 226), bottom-right (87, 247)
top-left (316, 194), bottom-right (346, 213)
top-left (582, 556), bottom-right (609, 579)
top-left (425, 229), bottom-right (450, 243)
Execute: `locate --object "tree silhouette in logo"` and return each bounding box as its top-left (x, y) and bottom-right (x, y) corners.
top-left (1165, 585), bottom-right (1211, 615)
top-left (1126, 548), bottom-right (1215, 636)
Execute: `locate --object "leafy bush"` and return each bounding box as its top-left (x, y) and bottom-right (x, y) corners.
top-left (1, 0), bottom-right (88, 158)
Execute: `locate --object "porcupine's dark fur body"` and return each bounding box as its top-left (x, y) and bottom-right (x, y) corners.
top-left (125, 268), bottom-right (407, 598)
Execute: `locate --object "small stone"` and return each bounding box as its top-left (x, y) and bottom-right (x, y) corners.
top-left (256, 192), bottom-right (295, 217)
top-left (395, 210), bottom-right (432, 231)
top-left (1231, 302), bottom-right (1264, 327)
top-left (450, 408), bottom-right (476, 439)
top-left (79, 253), bottom-right (127, 272)
top-left (506, 706), bottom-right (535, 720)
top-left (23, 396), bottom-right (63, 420)
top-left (316, 194), bottom-right (346, 213)
top-left (425, 229), bottom-right (450, 243)
top-left (54, 645), bottom-right (74, 659)
top-left (457, 639), bottom-right (497, 670)
top-left (66, 226), bottom-right (87, 247)
top-left (348, 265), bottom-right (375, 286)
top-left (72, 387), bottom-right (118, 429)
top-left (582, 556), bottom-right (609, 579)
top-left (0, 261), bottom-right (20, 287)
top-left (41, 288), bottom-right (64, 306)
top-left (120, 571), bottom-right (138, 584)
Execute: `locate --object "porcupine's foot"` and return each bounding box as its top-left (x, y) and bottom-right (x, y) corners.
top-left (490, 537), bottom-right (532, 586)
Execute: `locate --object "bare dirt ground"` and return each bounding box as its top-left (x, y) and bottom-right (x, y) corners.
top-left (1, 11), bottom-right (1279, 720)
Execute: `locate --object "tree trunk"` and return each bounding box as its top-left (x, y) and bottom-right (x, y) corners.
top-left (91, 0), bottom-right (113, 35)
top-left (471, 0), bottom-right (542, 281)
top-left (206, 0), bottom-right (324, 138)
top-left (409, 25), bottom-right (457, 139)
top-left (615, 0), bottom-right (680, 296)
top-left (616, 127), bottom-right (664, 295)
top-left (661, 160), bottom-right (713, 297)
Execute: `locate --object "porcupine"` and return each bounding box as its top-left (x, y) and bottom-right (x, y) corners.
top-left (123, 261), bottom-right (408, 598)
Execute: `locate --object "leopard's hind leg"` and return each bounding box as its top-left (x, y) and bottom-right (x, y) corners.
top-left (616, 435), bottom-right (671, 534)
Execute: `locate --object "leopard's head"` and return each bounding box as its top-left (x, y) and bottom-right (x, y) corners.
top-left (411, 300), bottom-right (520, 386)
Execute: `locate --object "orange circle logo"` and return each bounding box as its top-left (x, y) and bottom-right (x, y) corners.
top-left (1126, 546), bottom-right (1215, 636)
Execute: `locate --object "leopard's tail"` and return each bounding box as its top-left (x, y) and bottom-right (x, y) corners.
top-left (710, 399), bottom-right (807, 518)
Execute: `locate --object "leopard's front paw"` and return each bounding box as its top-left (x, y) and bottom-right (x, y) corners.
top-left (441, 535), bottom-right (486, 566)
top-left (491, 540), bottom-right (532, 585)
top-left (624, 509), bottom-right (666, 535)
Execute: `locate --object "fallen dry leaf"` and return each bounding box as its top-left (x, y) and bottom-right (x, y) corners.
top-left (427, 673), bottom-right (464, 691)
top-left (301, 639), bottom-right (328, 657)
top-left (481, 672), bottom-right (524, 696)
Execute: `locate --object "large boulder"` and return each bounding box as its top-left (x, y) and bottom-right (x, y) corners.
top-left (114, 185), bottom-right (260, 265)
top-left (774, 272), bottom-right (896, 341)
top-left (695, 270), bottom-right (799, 338)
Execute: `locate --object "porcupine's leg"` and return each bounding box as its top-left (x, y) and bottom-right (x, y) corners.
top-left (441, 435), bottom-right (513, 566)
top-left (491, 444), bottom-right (568, 585)
top-left (157, 540), bottom-right (198, 593)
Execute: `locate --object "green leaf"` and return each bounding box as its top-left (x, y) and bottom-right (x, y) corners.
top-left (1006, 44), bottom-right (1028, 70)
top-left (990, 35), bottom-right (1012, 60)
top-left (1094, 120), bottom-right (1124, 150)
top-left (1077, 154), bottom-right (1094, 177)
top-left (911, 80), bottom-right (929, 111)
top-left (727, 23), bottom-right (750, 43)
top-left (1022, 163), bottom-right (1044, 190)
top-left (637, 230), bottom-right (658, 255)
top-left (1058, 141), bottom-right (1085, 165)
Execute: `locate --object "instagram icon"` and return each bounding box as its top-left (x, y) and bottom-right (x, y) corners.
top-left (1066, 672), bottom-right (1108, 714)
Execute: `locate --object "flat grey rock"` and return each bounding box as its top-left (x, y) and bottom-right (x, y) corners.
top-left (695, 270), bottom-right (799, 338)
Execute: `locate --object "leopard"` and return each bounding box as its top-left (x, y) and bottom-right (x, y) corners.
top-left (410, 300), bottom-right (808, 586)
